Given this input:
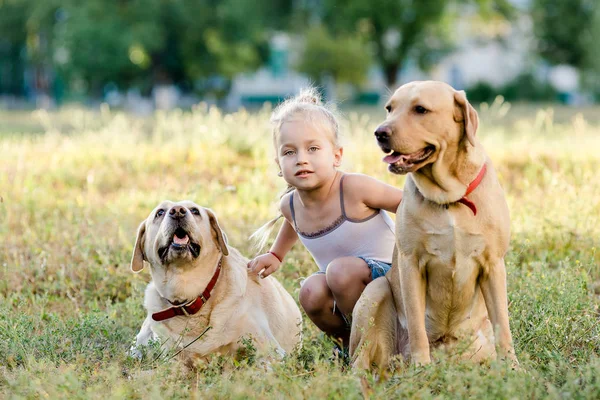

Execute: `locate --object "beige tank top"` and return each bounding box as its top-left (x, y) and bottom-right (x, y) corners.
top-left (290, 175), bottom-right (396, 272)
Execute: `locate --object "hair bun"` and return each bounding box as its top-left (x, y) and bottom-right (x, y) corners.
top-left (295, 87), bottom-right (322, 106)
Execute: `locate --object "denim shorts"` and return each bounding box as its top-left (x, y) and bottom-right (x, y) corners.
top-left (304, 257), bottom-right (392, 282)
top-left (359, 256), bottom-right (392, 280)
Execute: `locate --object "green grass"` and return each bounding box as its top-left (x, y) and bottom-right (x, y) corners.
top-left (1, 100), bottom-right (599, 399)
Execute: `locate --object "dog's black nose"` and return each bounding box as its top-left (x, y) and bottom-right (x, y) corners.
top-left (169, 206), bottom-right (187, 219)
top-left (374, 125), bottom-right (391, 143)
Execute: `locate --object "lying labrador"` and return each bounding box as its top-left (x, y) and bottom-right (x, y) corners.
top-left (130, 200), bottom-right (302, 364)
top-left (350, 81), bottom-right (518, 369)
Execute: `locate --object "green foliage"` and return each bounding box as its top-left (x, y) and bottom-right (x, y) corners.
top-left (0, 300), bottom-right (139, 369)
top-left (51, 0), bottom-right (271, 92)
top-left (0, 0), bottom-right (295, 95)
top-left (531, 0), bottom-right (596, 67)
top-left (320, 0), bottom-right (514, 85)
top-left (0, 0), bottom-right (522, 97)
top-left (467, 72), bottom-right (558, 103)
top-left (580, 5), bottom-right (600, 97)
top-left (0, 104), bottom-right (599, 397)
top-left (236, 336), bottom-right (258, 365)
top-left (0, 0), bottom-right (28, 94)
top-left (466, 81), bottom-right (497, 103)
top-left (297, 25), bottom-right (371, 86)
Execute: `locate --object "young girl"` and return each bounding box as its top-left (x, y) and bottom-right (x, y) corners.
top-left (248, 88), bottom-right (402, 352)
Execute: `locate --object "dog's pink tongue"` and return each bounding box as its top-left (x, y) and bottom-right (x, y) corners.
top-left (383, 152), bottom-right (403, 164)
top-left (173, 235), bottom-right (189, 245)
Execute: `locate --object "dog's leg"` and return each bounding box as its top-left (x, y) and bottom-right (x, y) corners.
top-left (262, 330), bottom-right (287, 359)
top-left (480, 258), bottom-right (518, 367)
top-left (350, 277), bottom-right (397, 370)
top-left (129, 315), bottom-right (156, 359)
top-left (400, 254), bottom-right (430, 366)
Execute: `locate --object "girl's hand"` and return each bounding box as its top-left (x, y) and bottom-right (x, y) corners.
top-left (247, 253), bottom-right (281, 279)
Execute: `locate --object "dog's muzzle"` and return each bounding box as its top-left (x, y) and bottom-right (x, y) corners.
top-left (158, 224), bottom-right (201, 262)
top-left (374, 125), bottom-right (392, 152)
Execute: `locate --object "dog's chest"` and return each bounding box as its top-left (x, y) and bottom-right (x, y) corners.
top-left (418, 211), bottom-right (486, 283)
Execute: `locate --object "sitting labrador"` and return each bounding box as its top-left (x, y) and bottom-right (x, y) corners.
top-left (350, 81), bottom-right (518, 370)
top-left (130, 200), bottom-right (302, 364)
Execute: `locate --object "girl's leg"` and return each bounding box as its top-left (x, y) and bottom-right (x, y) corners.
top-left (326, 257), bottom-right (373, 316)
top-left (299, 274), bottom-right (349, 344)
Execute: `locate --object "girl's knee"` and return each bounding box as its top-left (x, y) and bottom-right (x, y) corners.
top-left (299, 276), bottom-right (330, 315)
top-left (326, 257), bottom-right (370, 293)
top-left (326, 260), bottom-right (351, 292)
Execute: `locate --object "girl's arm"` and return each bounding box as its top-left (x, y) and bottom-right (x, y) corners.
top-left (268, 218), bottom-right (298, 262)
top-left (247, 193), bottom-right (299, 278)
top-left (344, 173), bottom-right (403, 213)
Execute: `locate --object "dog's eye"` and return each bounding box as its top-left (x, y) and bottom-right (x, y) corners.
top-left (414, 105), bottom-right (428, 114)
top-left (155, 209), bottom-right (165, 218)
top-left (190, 208), bottom-right (200, 216)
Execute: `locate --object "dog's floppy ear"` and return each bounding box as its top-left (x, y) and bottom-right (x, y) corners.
top-left (205, 208), bottom-right (229, 256)
top-left (131, 220), bottom-right (147, 272)
top-left (453, 90), bottom-right (479, 147)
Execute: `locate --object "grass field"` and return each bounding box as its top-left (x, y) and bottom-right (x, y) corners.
top-left (1, 100), bottom-right (599, 399)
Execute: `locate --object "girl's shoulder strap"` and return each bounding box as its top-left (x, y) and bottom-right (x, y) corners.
top-left (288, 190), bottom-right (298, 230)
top-left (339, 173), bottom-right (347, 218)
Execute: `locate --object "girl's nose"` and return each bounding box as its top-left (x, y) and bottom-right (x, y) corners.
top-left (295, 151), bottom-right (308, 164)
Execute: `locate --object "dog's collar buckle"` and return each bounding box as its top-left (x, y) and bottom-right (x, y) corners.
top-left (457, 163), bottom-right (487, 216)
top-left (184, 298), bottom-right (196, 307)
top-left (152, 256), bottom-right (224, 322)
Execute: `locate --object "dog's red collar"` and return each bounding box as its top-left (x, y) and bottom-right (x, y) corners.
top-left (457, 164), bottom-right (487, 216)
top-left (152, 255), bottom-right (223, 322)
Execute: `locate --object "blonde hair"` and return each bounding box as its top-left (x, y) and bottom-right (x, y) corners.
top-left (270, 87), bottom-right (341, 153)
top-left (250, 87), bottom-right (342, 252)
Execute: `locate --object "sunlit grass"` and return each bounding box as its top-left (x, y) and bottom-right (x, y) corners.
top-left (0, 100), bottom-right (599, 398)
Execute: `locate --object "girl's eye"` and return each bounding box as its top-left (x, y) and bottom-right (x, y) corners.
top-left (155, 209), bottom-right (165, 218)
top-left (283, 150), bottom-right (295, 156)
top-left (190, 208), bottom-right (200, 216)
top-left (414, 105), bottom-right (428, 114)
top-left (308, 146), bottom-right (319, 152)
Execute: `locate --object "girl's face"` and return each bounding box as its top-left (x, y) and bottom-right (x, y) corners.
top-left (276, 119), bottom-right (342, 191)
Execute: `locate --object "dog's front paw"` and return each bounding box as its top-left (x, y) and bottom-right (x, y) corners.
top-left (498, 348), bottom-right (519, 370)
top-left (411, 352), bottom-right (431, 367)
top-left (511, 358), bottom-right (521, 371)
top-left (506, 354), bottom-right (520, 371)
top-left (128, 345), bottom-right (144, 360)
top-left (275, 347), bottom-right (286, 359)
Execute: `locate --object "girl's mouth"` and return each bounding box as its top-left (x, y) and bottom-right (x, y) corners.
top-left (295, 170), bottom-right (313, 177)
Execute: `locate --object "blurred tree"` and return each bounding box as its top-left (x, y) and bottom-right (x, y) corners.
top-left (531, 0), bottom-right (595, 68)
top-left (0, 0), bottom-right (59, 97)
top-left (1, 0), bottom-right (295, 97)
top-left (179, 0), bottom-right (295, 96)
top-left (319, 0), bottom-right (514, 87)
top-left (0, 0), bottom-right (29, 51)
top-left (296, 25), bottom-right (371, 86)
top-left (580, 3), bottom-right (600, 96)
top-left (0, 0), bottom-right (29, 94)
top-left (53, 1), bottom-right (147, 93)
